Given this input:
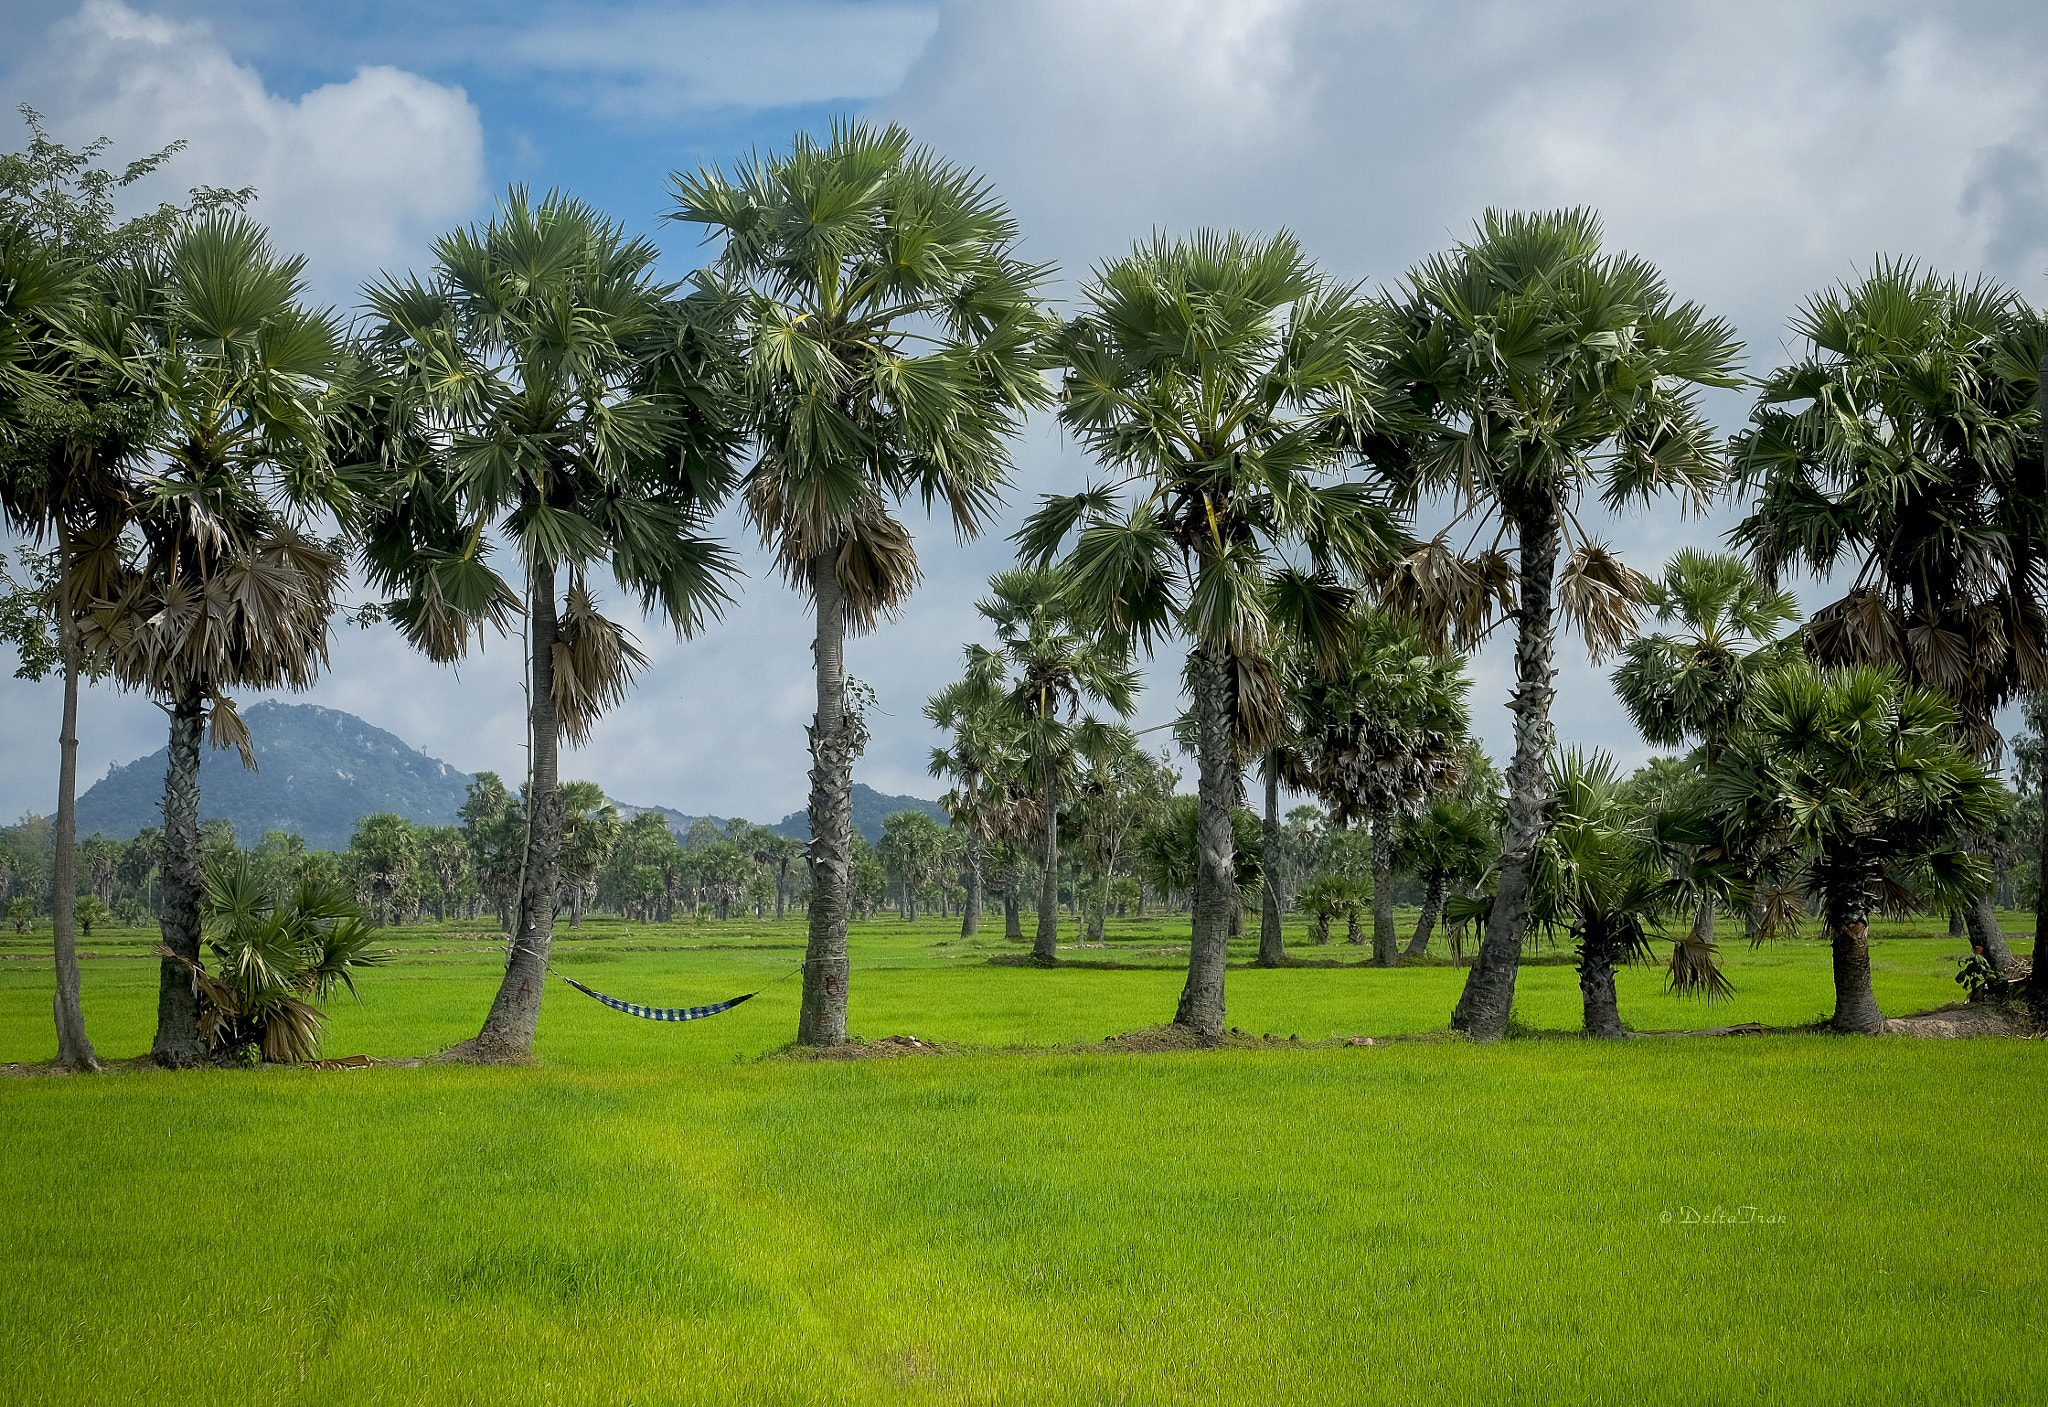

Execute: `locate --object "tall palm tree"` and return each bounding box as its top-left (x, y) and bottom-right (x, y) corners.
top-left (1, 116), bottom-right (232, 1071)
top-left (1018, 229), bottom-right (1401, 1035)
top-left (1730, 263), bottom-right (2048, 974)
top-left (354, 189), bottom-right (741, 1062)
top-left (1365, 208), bottom-right (1743, 1041)
top-left (68, 213), bottom-right (345, 1066)
top-left (1289, 606), bottom-right (1474, 966)
top-left (967, 566), bottom-right (1139, 963)
top-left (1707, 662), bottom-right (2000, 1032)
top-left (1612, 549), bottom-right (1799, 946)
top-left (669, 121), bottom-right (1051, 1044)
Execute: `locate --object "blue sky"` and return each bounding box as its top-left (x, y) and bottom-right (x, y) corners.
top-left (5, 0), bottom-right (2048, 830)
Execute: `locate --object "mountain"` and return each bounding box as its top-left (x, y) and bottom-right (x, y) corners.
top-left (771, 784), bottom-right (950, 845)
top-left (74, 701), bottom-right (474, 851)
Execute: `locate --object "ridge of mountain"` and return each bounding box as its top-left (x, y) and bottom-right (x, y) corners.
top-left (72, 701), bottom-right (948, 851)
top-left (74, 701), bottom-right (474, 852)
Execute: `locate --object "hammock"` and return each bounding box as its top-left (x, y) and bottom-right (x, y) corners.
top-left (553, 971), bottom-right (758, 1022)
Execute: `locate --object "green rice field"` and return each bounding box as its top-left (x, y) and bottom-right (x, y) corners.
top-left (0, 910), bottom-right (2041, 1404)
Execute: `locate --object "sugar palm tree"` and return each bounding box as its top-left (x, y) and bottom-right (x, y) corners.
top-left (1290, 606), bottom-right (1473, 966)
top-left (669, 120), bottom-right (1051, 1044)
top-left (967, 566), bottom-right (1139, 963)
top-left (1612, 549), bottom-right (1799, 946)
top-left (1730, 263), bottom-right (2048, 974)
top-left (1018, 229), bottom-right (1402, 1035)
top-left (926, 673), bottom-right (1029, 937)
top-left (68, 213), bottom-right (346, 1066)
top-left (1364, 207), bottom-right (1743, 1041)
top-left (1395, 789), bottom-right (1498, 958)
top-left (1706, 662), bottom-right (2001, 1033)
top-left (354, 188), bottom-right (740, 1062)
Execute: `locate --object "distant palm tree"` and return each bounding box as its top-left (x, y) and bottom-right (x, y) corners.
top-left (1290, 607), bottom-right (1473, 966)
top-left (1395, 790), bottom-right (1497, 958)
top-left (1019, 229), bottom-right (1401, 1034)
top-left (968, 566), bottom-right (1138, 963)
top-left (355, 189), bottom-right (740, 1062)
top-left (1367, 208), bottom-right (1743, 1041)
top-left (1612, 549), bottom-right (1798, 946)
top-left (1730, 263), bottom-right (2048, 974)
top-left (669, 121), bottom-right (1051, 1045)
top-left (926, 675), bottom-right (1028, 937)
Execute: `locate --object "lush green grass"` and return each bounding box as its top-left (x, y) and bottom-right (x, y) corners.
top-left (1, 910), bottom-right (2041, 1403)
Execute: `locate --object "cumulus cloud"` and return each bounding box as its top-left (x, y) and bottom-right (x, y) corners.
top-left (498, 1), bottom-right (941, 116)
top-left (7, 0), bottom-right (486, 298)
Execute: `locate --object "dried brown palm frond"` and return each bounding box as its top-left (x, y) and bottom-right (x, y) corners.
top-left (1805, 588), bottom-right (1902, 670)
top-left (1370, 532), bottom-right (1513, 652)
top-left (1665, 932), bottom-right (1733, 1001)
top-left (552, 582), bottom-right (650, 747)
top-left (1556, 540), bottom-right (1649, 662)
top-left (207, 692), bottom-right (254, 769)
top-left (1749, 879), bottom-right (1805, 945)
top-left (747, 473), bottom-right (922, 633)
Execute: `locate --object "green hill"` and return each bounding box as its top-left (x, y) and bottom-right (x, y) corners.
top-left (771, 784), bottom-right (950, 845)
top-left (74, 701), bottom-right (474, 851)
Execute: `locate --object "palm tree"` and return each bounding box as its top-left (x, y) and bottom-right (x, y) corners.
top-left (1531, 750), bottom-right (1720, 1039)
top-left (1395, 790), bottom-right (1498, 958)
top-left (1365, 207), bottom-right (1743, 1041)
top-left (926, 675), bottom-right (1029, 937)
top-left (1730, 263), bottom-right (2048, 974)
top-left (1, 116), bottom-right (223, 1072)
top-left (355, 188), bottom-right (739, 1063)
top-left (66, 213), bottom-right (346, 1066)
top-left (1612, 549), bottom-right (1799, 947)
top-left (1290, 606), bottom-right (1473, 965)
top-left (968, 566), bottom-right (1139, 963)
top-left (669, 120), bottom-right (1050, 1044)
top-left (1018, 229), bottom-right (1401, 1035)
top-left (1706, 662), bottom-right (2001, 1033)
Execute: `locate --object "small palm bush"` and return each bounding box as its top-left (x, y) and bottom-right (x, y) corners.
top-left (155, 854), bottom-right (385, 1063)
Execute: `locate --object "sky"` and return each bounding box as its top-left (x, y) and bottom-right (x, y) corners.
top-left (4, 0), bottom-right (2048, 828)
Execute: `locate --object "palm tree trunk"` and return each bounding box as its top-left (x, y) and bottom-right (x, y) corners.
top-left (471, 564), bottom-right (563, 1062)
top-left (1693, 894), bottom-right (1716, 948)
top-left (961, 831), bottom-right (982, 938)
top-left (1257, 754), bottom-right (1285, 968)
top-left (798, 541), bottom-right (856, 1046)
top-left (1453, 500), bottom-right (1560, 1041)
top-left (151, 683), bottom-right (207, 1066)
top-left (1004, 869), bottom-right (1022, 940)
top-left (50, 560), bottom-right (99, 1072)
top-left (1034, 751), bottom-right (1059, 964)
top-left (1404, 875), bottom-right (1445, 958)
top-left (1962, 891), bottom-right (2015, 976)
top-left (1175, 647), bottom-right (1236, 1037)
top-left (570, 884), bottom-right (584, 930)
top-left (2033, 713), bottom-right (2048, 1003)
top-left (1371, 806), bottom-right (1397, 967)
top-left (1826, 862), bottom-right (1885, 1033)
top-left (1578, 926), bottom-right (1625, 1039)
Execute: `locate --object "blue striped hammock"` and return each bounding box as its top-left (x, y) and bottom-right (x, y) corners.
top-left (555, 972), bottom-right (757, 1023)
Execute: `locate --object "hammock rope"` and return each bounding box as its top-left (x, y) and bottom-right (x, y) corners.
top-left (547, 960), bottom-right (804, 1023)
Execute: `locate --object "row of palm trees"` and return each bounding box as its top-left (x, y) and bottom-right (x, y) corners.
top-left (5, 112), bottom-right (2045, 1066)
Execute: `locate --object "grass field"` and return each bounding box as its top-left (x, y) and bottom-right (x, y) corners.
top-left (2, 909), bottom-right (2042, 1404)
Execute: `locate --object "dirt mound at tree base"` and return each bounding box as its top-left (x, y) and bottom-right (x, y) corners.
top-left (1883, 1002), bottom-right (2040, 1038)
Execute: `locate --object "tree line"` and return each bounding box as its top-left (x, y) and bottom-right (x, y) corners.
top-left (4, 111), bottom-right (2044, 1069)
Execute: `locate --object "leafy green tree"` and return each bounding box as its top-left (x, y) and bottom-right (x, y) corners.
top-left (1730, 263), bottom-right (2048, 973)
top-left (1020, 229), bottom-right (1400, 1034)
top-left (670, 120), bottom-right (1051, 1043)
top-left (8, 896), bottom-right (34, 933)
top-left (1706, 663), bottom-right (2002, 1032)
top-left (459, 772), bottom-right (523, 932)
top-left (926, 675), bottom-right (1028, 937)
top-left (1069, 730), bottom-right (1173, 946)
top-left (72, 894), bottom-right (110, 937)
top-left (415, 825), bottom-right (469, 922)
top-left (1138, 795), bottom-right (1264, 919)
top-left (355, 189), bottom-right (739, 1062)
top-left (878, 810), bottom-right (947, 921)
top-left (1367, 208), bottom-right (1742, 1042)
top-left (1296, 874), bottom-right (1362, 946)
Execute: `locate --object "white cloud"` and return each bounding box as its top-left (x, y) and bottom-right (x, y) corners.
top-left (501, 2), bottom-right (941, 116)
top-left (9, 0), bottom-right (486, 299)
